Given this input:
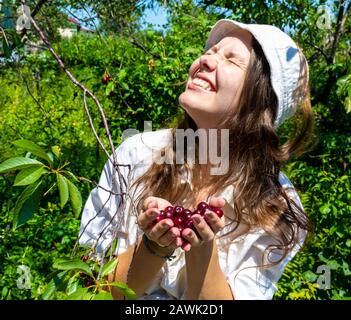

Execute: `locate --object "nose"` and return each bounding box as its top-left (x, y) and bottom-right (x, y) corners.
top-left (199, 54), bottom-right (218, 72)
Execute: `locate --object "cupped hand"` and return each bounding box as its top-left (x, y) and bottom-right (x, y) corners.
top-left (138, 196), bottom-right (183, 251)
top-left (181, 197), bottom-right (226, 251)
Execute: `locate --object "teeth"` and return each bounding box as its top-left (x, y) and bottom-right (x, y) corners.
top-left (193, 77), bottom-right (212, 91)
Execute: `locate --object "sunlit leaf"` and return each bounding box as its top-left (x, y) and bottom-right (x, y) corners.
top-left (66, 179), bottom-right (82, 217)
top-left (53, 258), bottom-right (93, 277)
top-left (93, 291), bottom-right (113, 300)
top-left (57, 173), bottom-right (69, 208)
top-left (101, 258), bottom-right (118, 278)
top-left (0, 157), bottom-right (43, 174)
top-left (13, 166), bottom-right (47, 186)
top-left (13, 140), bottom-right (53, 165)
top-left (13, 180), bottom-right (43, 228)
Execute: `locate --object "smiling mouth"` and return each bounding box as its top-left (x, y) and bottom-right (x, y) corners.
top-left (189, 76), bottom-right (216, 93)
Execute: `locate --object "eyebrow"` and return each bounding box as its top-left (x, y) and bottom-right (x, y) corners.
top-left (207, 43), bottom-right (247, 63)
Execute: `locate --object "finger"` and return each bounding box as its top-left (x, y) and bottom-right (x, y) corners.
top-left (158, 227), bottom-right (180, 247)
top-left (182, 227), bottom-right (202, 247)
top-left (167, 236), bottom-right (183, 251)
top-left (204, 211), bottom-right (224, 234)
top-left (208, 196), bottom-right (226, 208)
top-left (181, 240), bottom-right (191, 251)
top-left (138, 207), bottom-right (160, 231)
top-left (191, 214), bottom-right (214, 242)
top-left (143, 196), bottom-right (160, 211)
top-left (147, 218), bottom-right (174, 242)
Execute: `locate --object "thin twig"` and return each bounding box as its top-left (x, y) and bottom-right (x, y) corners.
top-left (29, 15), bottom-right (118, 165)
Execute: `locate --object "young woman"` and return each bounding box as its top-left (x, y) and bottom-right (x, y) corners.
top-left (79, 19), bottom-right (314, 300)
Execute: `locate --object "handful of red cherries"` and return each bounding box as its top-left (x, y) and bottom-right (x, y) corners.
top-left (153, 202), bottom-right (224, 240)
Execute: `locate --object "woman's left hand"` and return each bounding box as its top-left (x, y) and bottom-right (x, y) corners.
top-left (181, 197), bottom-right (226, 251)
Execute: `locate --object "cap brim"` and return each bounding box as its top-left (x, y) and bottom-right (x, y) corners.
top-left (205, 20), bottom-right (250, 51)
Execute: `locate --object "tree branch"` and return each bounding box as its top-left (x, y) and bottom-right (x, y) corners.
top-left (327, 0), bottom-right (347, 64)
top-left (315, 0), bottom-right (349, 105)
top-left (31, 0), bottom-right (49, 18)
top-left (29, 15), bottom-right (135, 250)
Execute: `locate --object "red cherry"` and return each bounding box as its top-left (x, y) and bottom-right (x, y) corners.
top-left (174, 206), bottom-right (184, 217)
top-left (165, 206), bottom-right (174, 213)
top-left (153, 210), bottom-right (165, 225)
top-left (84, 280), bottom-right (95, 288)
top-left (211, 207), bottom-right (224, 218)
top-left (102, 74), bottom-right (111, 85)
top-left (174, 216), bottom-right (184, 227)
top-left (197, 202), bottom-right (209, 213)
top-left (192, 208), bottom-right (204, 216)
top-left (81, 255), bottom-right (89, 262)
top-left (183, 209), bottom-right (192, 220)
top-left (163, 211), bottom-right (173, 220)
top-left (184, 220), bottom-right (194, 230)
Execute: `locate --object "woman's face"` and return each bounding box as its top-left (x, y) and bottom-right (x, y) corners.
top-left (179, 29), bottom-right (253, 129)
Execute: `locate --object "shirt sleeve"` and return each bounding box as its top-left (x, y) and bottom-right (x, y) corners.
top-left (78, 138), bottom-right (136, 256)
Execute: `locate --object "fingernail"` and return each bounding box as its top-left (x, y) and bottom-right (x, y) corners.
top-left (193, 216), bottom-right (201, 224)
top-left (148, 201), bottom-right (156, 208)
top-left (150, 209), bottom-right (158, 216)
top-left (183, 229), bottom-right (190, 237)
top-left (165, 221), bottom-right (173, 228)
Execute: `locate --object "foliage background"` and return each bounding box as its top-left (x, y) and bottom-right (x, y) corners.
top-left (0, 0), bottom-right (350, 299)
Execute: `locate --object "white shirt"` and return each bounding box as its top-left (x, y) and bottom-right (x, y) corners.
top-left (78, 129), bottom-right (306, 300)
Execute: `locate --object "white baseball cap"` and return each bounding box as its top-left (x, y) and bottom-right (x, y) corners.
top-left (205, 19), bottom-right (309, 128)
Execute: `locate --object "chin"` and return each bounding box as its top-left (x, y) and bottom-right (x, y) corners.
top-left (179, 90), bottom-right (206, 112)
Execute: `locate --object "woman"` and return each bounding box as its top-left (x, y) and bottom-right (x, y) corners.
top-left (79, 19), bottom-right (314, 300)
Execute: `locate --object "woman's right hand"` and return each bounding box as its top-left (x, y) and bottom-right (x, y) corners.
top-left (138, 196), bottom-right (183, 252)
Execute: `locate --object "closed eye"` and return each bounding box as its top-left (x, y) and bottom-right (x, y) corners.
top-left (227, 59), bottom-right (241, 67)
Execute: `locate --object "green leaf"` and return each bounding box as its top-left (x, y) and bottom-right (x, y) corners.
top-left (62, 170), bottom-right (79, 182)
top-left (93, 291), bottom-right (113, 300)
top-left (42, 270), bottom-right (69, 300)
top-left (110, 281), bottom-right (136, 300)
top-left (319, 203), bottom-right (331, 215)
top-left (105, 81), bottom-right (115, 96)
top-left (46, 152), bottom-right (54, 164)
top-left (342, 260), bottom-right (351, 276)
top-left (51, 146), bottom-right (61, 159)
top-left (101, 259), bottom-right (118, 278)
top-left (13, 180), bottom-right (43, 228)
top-left (53, 258), bottom-right (93, 277)
top-left (42, 279), bottom-right (57, 300)
top-left (66, 179), bottom-right (82, 217)
top-left (345, 96), bottom-right (351, 113)
top-left (303, 271), bottom-right (318, 282)
top-left (13, 166), bottom-right (47, 186)
top-left (0, 157), bottom-right (44, 174)
top-left (57, 174), bottom-right (69, 208)
top-left (2, 38), bottom-right (12, 58)
top-left (65, 287), bottom-right (91, 300)
top-left (123, 288), bottom-right (137, 300)
top-left (327, 260), bottom-right (340, 270)
top-left (66, 274), bottom-right (79, 295)
top-left (13, 140), bottom-right (53, 165)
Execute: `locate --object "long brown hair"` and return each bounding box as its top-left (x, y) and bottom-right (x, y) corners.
top-left (130, 37), bottom-right (314, 273)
